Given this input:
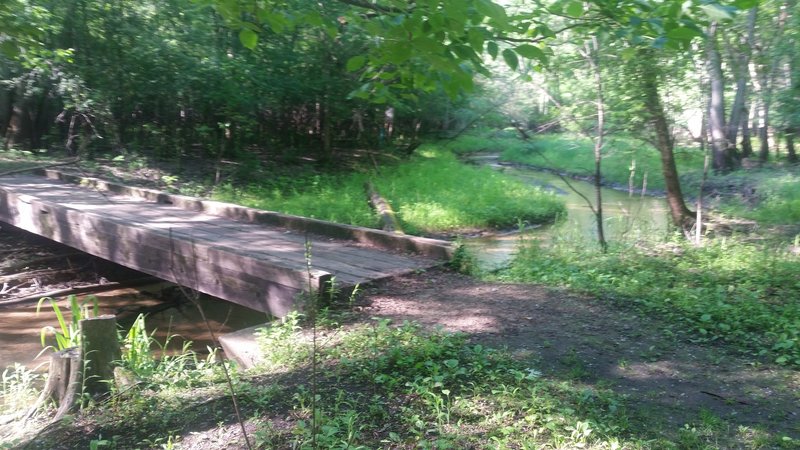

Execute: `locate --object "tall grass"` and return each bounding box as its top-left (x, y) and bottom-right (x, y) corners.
top-left (214, 145), bottom-right (564, 234)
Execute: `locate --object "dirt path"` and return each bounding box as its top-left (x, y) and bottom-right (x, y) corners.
top-left (359, 268), bottom-right (800, 441)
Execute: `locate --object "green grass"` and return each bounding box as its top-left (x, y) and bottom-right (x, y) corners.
top-left (449, 130), bottom-right (800, 227)
top-left (499, 235), bottom-right (800, 367)
top-left (213, 144), bottom-right (565, 234)
top-left (713, 170), bottom-right (800, 226)
top-left (446, 131), bottom-right (705, 193)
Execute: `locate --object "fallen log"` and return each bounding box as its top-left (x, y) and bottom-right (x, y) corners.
top-left (3, 252), bottom-right (84, 273)
top-left (0, 276), bottom-right (160, 308)
top-left (364, 181), bottom-right (403, 234)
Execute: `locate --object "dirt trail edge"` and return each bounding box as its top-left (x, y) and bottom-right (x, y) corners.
top-left (360, 268), bottom-right (800, 440)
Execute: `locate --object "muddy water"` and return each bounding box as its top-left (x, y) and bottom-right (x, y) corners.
top-left (464, 156), bottom-right (670, 270)
top-left (0, 285), bottom-right (270, 371)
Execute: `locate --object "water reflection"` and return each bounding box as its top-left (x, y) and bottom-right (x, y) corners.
top-left (0, 285), bottom-right (270, 371)
top-left (464, 158), bottom-right (670, 270)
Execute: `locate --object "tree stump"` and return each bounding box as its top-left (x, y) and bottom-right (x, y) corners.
top-left (24, 347), bottom-right (81, 422)
top-left (80, 315), bottom-right (121, 398)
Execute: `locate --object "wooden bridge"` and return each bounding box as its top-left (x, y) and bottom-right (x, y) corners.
top-left (0, 169), bottom-right (453, 316)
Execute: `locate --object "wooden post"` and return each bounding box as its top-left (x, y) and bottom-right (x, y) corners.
top-left (80, 315), bottom-right (120, 398)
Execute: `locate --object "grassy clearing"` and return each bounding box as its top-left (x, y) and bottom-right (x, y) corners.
top-left (213, 145), bottom-right (564, 235)
top-left (445, 130), bottom-right (705, 192)
top-left (499, 234), bottom-right (800, 368)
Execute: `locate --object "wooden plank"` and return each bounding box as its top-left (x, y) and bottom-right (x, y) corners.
top-left (36, 170), bottom-right (455, 260)
top-left (0, 186), bottom-right (332, 315)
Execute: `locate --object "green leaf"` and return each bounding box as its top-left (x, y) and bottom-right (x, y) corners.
top-left (502, 48), bottom-right (518, 70)
top-left (487, 41), bottom-right (499, 59)
top-left (346, 55), bottom-right (367, 72)
top-left (0, 40), bottom-right (19, 58)
top-left (239, 28), bottom-right (258, 50)
top-left (666, 26), bottom-right (702, 41)
top-left (475, 0), bottom-right (509, 26)
top-left (732, 0), bottom-right (758, 9)
top-left (467, 28), bottom-right (485, 52)
top-left (514, 44), bottom-right (546, 63)
top-left (699, 4), bottom-right (734, 21)
top-left (565, 1), bottom-right (584, 18)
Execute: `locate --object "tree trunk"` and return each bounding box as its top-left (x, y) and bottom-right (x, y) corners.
top-left (639, 52), bottom-right (694, 229)
top-left (585, 37), bottom-right (607, 252)
top-left (787, 129), bottom-right (797, 163)
top-left (707, 22), bottom-right (732, 171)
top-left (741, 106), bottom-right (753, 157)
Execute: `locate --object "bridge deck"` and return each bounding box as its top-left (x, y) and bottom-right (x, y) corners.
top-left (0, 172), bottom-right (451, 315)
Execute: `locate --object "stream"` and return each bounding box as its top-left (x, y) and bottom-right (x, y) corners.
top-left (463, 155), bottom-right (670, 270)
top-left (0, 156), bottom-right (668, 371)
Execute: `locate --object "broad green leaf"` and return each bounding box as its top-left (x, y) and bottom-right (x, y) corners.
top-left (451, 44), bottom-right (476, 60)
top-left (239, 28), bottom-right (258, 49)
top-left (475, 0), bottom-right (509, 26)
top-left (732, 0), bottom-right (759, 9)
top-left (514, 44), bottom-right (546, 62)
top-left (346, 55), bottom-right (367, 72)
top-left (502, 48), bottom-right (518, 70)
top-left (699, 4), bottom-right (734, 21)
top-left (468, 28), bottom-right (485, 52)
top-left (666, 26), bottom-right (702, 41)
top-left (487, 41), bottom-right (499, 59)
top-left (565, 1), bottom-right (584, 18)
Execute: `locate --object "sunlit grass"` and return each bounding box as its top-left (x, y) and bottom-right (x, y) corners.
top-left (213, 144), bottom-right (565, 235)
top-left (447, 131), bottom-right (705, 192)
top-left (718, 172), bottom-right (800, 226)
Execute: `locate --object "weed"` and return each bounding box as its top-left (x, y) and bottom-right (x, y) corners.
top-left (36, 294), bottom-right (99, 352)
top-left (0, 364), bottom-right (41, 415)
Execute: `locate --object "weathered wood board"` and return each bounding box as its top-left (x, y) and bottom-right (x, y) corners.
top-left (0, 173), bottom-right (452, 316)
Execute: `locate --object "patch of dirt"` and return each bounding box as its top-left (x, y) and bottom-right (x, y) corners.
top-left (359, 267), bottom-right (800, 440)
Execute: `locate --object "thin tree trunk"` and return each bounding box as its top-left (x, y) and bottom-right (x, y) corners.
top-left (639, 51), bottom-right (694, 229)
top-left (741, 105), bottom-right (753, 157)
top-left (707, 22), bottom-right (731, 171)
top-left (787, 129), bottom-right (797, 163)
top-left (584, 37), bottom-right (607, 252)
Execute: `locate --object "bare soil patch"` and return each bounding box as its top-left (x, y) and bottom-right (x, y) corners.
top-left (359, 267), bottom-right (800, 440)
